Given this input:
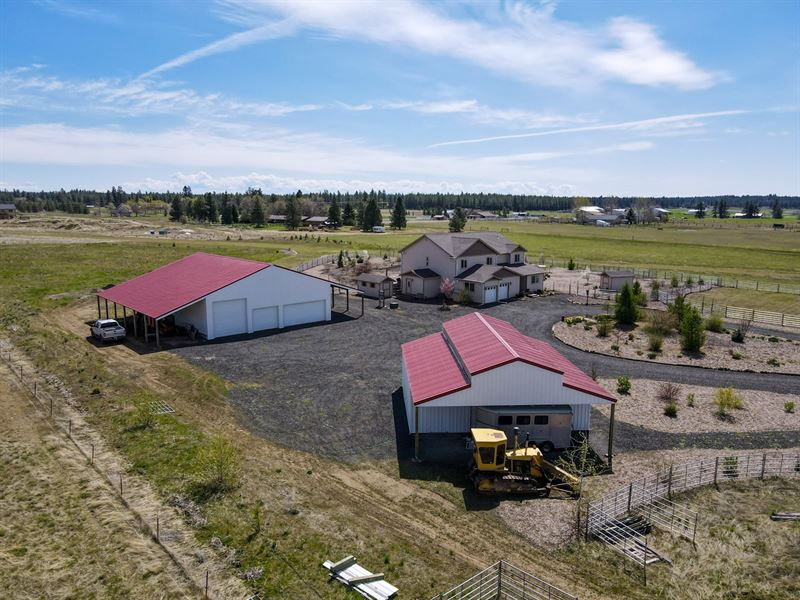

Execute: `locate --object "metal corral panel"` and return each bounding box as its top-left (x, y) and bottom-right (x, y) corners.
top-left (571, 404), bottom-right (592, 430)
top-left (212, 298), bottom-right (247, 338)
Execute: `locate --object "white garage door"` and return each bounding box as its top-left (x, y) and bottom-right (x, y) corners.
top-left (498, 283), bottom-right (510, 300)
top-left (252, 306), bottom-right (279, 332)
top-left (212, 298), bottom-right (247, 338)
top-left (283, 300), bottom-right (326, 327)
top-left (484, 285), bottom-right (497, 304)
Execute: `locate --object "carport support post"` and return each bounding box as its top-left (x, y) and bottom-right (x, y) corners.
top-left (607, 403), bottom-right (616, 472)
top-left (122, 306), bottom-right (127, 329)
top-left (96, 295), bottom-right (101, 319)
top-left (155, 318), bottom-right (160, 349)
top-left (346, 289), bottom-right (350, 312)
top-left (414, 406), bottom-right (421, 461)
top-left (132, 311), bottom-right (138, 337)
top-left (104, 298), bottom-right (109, 319)
top-left (114, 302), bottom-right (118, 321)
top-left (361, 293), bottom-right (365, 317)
top-left (143, 316), bottom-right (148, 343)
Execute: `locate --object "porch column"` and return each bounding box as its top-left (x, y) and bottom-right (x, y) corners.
top-left (607, 403), bottom-right (616, 472)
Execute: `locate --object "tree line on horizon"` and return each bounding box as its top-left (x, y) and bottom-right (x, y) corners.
top-left (1, 186), bottom-right (796, 220)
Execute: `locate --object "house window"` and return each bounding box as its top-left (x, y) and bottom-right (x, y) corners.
top-left (460, 259), bottom-right (467, 269)
top-left (406, 279), bottom-right (412, 289)
top-left (514, 253), bottom-right (520, 263)
top-left (515, 415), bottom-right (531, 425)
top-left (531, 275), bottom-right (539, 283)
top-left (534, 415), bottom-right (549, 425)
top-left (497, 415), bottom-right (512, 425)
top-left (486, 257), bottom-right (493, 265)
top-left (425, 257), bottom-right (429, 266)
top-left (466, 283), bottom-right (475, 291)
top-left (370, 282), bottom-right (375, 288)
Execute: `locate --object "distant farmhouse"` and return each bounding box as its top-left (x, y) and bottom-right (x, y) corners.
top-left (575, 204), bottom-right (668, 225)
top-left (0, 203), bottom-right (17, 219)
top-left (400, 232), bottom-right (544, 305)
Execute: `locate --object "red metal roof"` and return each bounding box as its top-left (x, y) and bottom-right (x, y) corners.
top-left (98, 252), bottom-right (270, 318)
top-left (402, 312), bottom-right (615, 405)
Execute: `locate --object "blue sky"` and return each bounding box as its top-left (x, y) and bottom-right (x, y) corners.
top-left (1, 0), bottom-right (798, 195)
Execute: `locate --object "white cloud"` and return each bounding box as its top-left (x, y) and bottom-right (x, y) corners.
top-left (35, 0), bottom-right (119, 23)
top-left (196, 0), bottom-right (722, 90)
top-left (430, 110), bottom-right (751, 147)
top-left (383, 99), bottom-right (590, 129)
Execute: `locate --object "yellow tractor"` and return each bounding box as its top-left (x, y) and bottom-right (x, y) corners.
top-left (469, 427), bottom-right (580, 497)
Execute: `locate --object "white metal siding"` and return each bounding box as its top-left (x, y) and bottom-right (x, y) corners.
top-left (212, 298), bottom-right (247, 338)
top-left (571, 404), bottom-right (592, 430)
top-left (252, 306), bottom-right (278, 331)
top-left (417, 406), bottom-right (471, 433)
top-left (283, 300), bottom-right (326, 327)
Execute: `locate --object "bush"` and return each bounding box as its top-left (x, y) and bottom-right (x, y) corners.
top-left (645, 310), bottom-right (675, 335)
top-left (767, 357), bottom-right (781, 367)
top-left (650, 280), bottom-right (660, 301)
top-left (632, 281), bottom-right (647, 307)
top-left (196, 435), bottom-right (241, 495)
top-left (627, 332), bottom-right (635, 341)
top-left (647, 332), bottom-right (663, 352)
top-left (768, 336), bottom-right (780, 343)
top-left (596, 320), bottom-right (612, 337)
top-left (614, 283), bottom-right (639, 325)
top-left (583, 323), bottom-right (593, 331)
top-left (658, 382), bottom-right (680, 403)
top-left (610, 344), bottom-right (620, 352)
top-left (647, 352), bottom-right (657, 359)
top-left (679, 306), bottom-right (706, 352)
top-left (567, 257), bottom-right (576, 271)
top-left (667, 295), bottom-right (687, 325)
top-left (715, 387), bottom-right (743, 419)
top-left (698, 277), bottom-right (705, 285)
top-left (687, 393), bottom-right (695, 407)
top-left (664, 401), bottom-right (678, 418)
top-left (617, 376), bottom-right (631, 395)
top-left (785, 401), bottom-right (796, 414)
top-left (565, 316), bottom-right (584, 326)
top-left (730, 350), bottom-right (742, 360)
top-left (685, 276), bottom-right (694, 287)
top-left (704, 314), bottom-right (724, 333)
top-left (731, 329), bottom-right (745, 343)
top-left (670, 274), bottom-right (679, 288)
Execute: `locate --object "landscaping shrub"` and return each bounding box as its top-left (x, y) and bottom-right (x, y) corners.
top-left (768, 336), bottom-right (780, 343)
top-left (667, 295), bottom-right (687, 325)
top-left (670, 274), bottom-right (679, 288)
top-left (567, 257), bottom-right (576, 271)
top-left (664, 401), bottom-right (678, 418)
top-left (614, 283), bottom-right (639, 325)
top-left (731, 329), bottom-right (745, 343)
top-left (647, 332), bottom-right (663, 352)
top-left (715, 387), bottom-right (744, 419)
top-left (645, 310), bottom-right (674, 335)
top-left (583, 323), bottom-right (593, 331)
top-left (195, 435), bottom-right (241, 496)
top-left (616, 376), bottom-right (631, 395)
top-left (687, 393), bottom-right (695, 407)
top-left (647, 352), bottom-right (657, 359)
top-left (657, 382), bottom-right (681, 403)
top-left (596, 320), bottom-right (612, 337)
top-left (685, 276), bottom-right (694, 287)
top-left (679, 306), bottom-right (706, 352)
top-left (650, 280), bottom-right (660, 301)
top-left (731, 318), bottom-right (752, 344)
top-left (632, 280), bottom-right (647, 307)
top-left (704, 314), bottom-right (724, 333)
top-left (767, 358), bottom-right (781, 367)
top-left (565, 316), bottom-right (584, 326)
top-left (610, 344), bottom-right (620, 352)
top-left (627, 332), bottom-right (635, 341)
top-left (785, 401), bottom-right (796, 414)
top-left (730, 350), bottom-right (742, 360)
top-left (698, 277), bottom-right (705, 285)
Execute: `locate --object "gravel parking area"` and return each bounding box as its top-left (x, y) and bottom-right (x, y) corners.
top-left (172, 295), bottom-right (799, 462)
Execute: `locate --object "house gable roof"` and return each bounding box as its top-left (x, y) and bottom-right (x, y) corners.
top-left (456, 265), bottom-right (518, 283)
top-left (402, 313), bottom-right (615, 405)
top-left (400, 268), bottom-right (440, 279)
top-left (97, 252), bottom-right (270, 318)
top-left (401, 232), bottom-right (526, 258)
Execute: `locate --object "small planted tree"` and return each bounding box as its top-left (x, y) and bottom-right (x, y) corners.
top-left (616, 376), bottom-right (631, 395)
top-left (440, 277), bottom-right (455, 307)
top-left (631, 280), bottom-right (647, 307)
top-left (336, 249), bottom-right (344, 269)
top-left (680, 305), bottom-right (706, 352)
top-left (567, 257), bottom-right (576, 271)
top-left (196, 435), bottom-right (241, 496)
top-left (614, 283), bottom-right (639, 325)
top-left (670, 274), bottom-right (679, 289)
top-left (731, 318), bottom-right (751, 343)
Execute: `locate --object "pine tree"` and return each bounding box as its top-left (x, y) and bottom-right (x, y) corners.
top-left (169, 197), bottom-right (184, 221)
top-left (361, 197), bottom-right (382, 231)
top-left (694, 201), bottom-right (706, 218)
top-left (772, 199), bottom-right (783, 219)
top-left (221, 203), bottom-right (233, 225)
top-left (230, 203), bottom-right (239, 223)
top-left (328, 195), bottom-right (341, 228)
top-left (680, 306), bottom-right (706, 352)
top-left (449, 207), bottom-right (466, 232)
top-left (337, 250), bottom-right (344, 268)
top-left (390, 196), bottom-right (407, 229)
top-left (205, 195), bottom-right (218, 223)
top-left (614, 283), bottom-right (639, 325)
top-left (625, 207), bottom-right (636, 224)
top-left (251, 197), bottom-right (265, 227)
top-left (285, 196), bottom-right (301, 230)
top-left (342, 202), bottom-right (354, 226)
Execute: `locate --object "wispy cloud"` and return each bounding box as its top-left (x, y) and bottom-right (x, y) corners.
top-left (202, 0), bottom-right (723, 90)
top-left (429, 110), bottom-right (752, 147)
top-left (383, 99), bottom-right (590, 129)
top-left (139, 18), bottom-right (296, 78)
top-left (35, 0), bottom-right (119, 23)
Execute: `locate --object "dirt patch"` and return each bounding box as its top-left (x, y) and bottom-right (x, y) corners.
top-left (553, 319), bottom-right (800, 374)
top-left (597, 378), bottom-right (799, 434)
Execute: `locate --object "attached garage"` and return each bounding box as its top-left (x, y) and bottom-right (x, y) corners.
top-left (98, 252), bottom-right (341, 344)
top-left (484, 284), bottom-right (498, 304)
top-left (283, 300), bottom-right (326, 328)
top-left (401, 313), bottom-right (616, 458)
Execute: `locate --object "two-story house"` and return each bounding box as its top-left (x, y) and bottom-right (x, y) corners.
top-left (399, 232), bottom-right (544, 304)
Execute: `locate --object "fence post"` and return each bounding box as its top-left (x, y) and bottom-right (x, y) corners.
top-left (667, 465), bottom-right (673, 499)
top-left (714, 457), bottom-right (719, 487)
top-left (205, 570), bottom-right (209, 598)
top-left (627, 483), bottom-right (633, 512)
top-left (760, 454), bottom-right (767, 480)
top-left (497, 561), bottom-right (503, 596)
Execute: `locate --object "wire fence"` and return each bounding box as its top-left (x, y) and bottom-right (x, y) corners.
top-left (294, 250), bottom-right (398, 272)
top-left (432, 561), bottom-right (578, 600)
top-left (0, 345), bottom-right (221, 598)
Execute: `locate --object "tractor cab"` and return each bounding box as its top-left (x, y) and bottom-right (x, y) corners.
top-left (471, 428), bottom-right (507, 471)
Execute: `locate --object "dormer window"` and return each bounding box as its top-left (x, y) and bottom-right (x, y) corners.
top-left (514, 253), bottom-right (520, 263)
top-left (460, 259), bottom-right (467, 269)
top-left (486, 257), bottom-right (493, 265)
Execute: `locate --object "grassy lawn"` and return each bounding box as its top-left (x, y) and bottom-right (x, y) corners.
top-left (689, 287), bottom-right (800, 316)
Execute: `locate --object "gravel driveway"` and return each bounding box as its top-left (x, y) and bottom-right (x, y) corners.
top-left (172, 295), bottom-right (798, 462)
